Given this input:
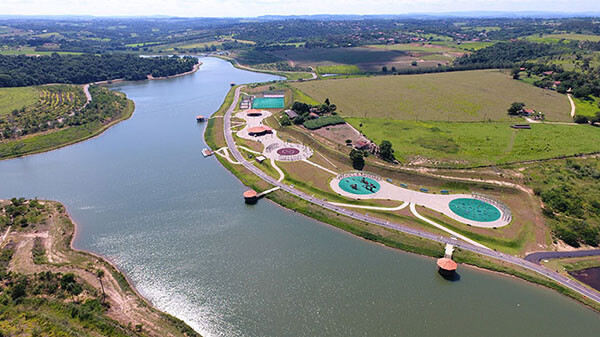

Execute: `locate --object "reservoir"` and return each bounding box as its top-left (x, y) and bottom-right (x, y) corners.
top-left (1, 57), bottom-right (599, 336)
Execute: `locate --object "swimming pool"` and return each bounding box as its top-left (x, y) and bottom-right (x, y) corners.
top-left (338, 176), bottom-right (381, 195)
top-left (449, 198), bottom-right (501, 222)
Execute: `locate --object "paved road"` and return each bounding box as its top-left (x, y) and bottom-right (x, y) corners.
top-left (222, 85), bottom-right (600, 305)
top-left (525, 249), bottom-right (600, 264)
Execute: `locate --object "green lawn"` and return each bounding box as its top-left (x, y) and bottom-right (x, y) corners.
top-left (347, 118), bottom-right (600, 167)
top-left (316, 65), bottom-right (361, 74)
top-left (574, 97), bottom-right (600, 117)
top-left (0, 87), bottom-right (40, 116)
top-left (293, 69), bottom-right (572, 122)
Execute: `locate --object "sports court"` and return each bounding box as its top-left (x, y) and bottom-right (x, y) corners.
top-left (252, 97), bottom-right (285, 109)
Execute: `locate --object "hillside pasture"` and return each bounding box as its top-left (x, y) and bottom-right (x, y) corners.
top-left (346, 119), bottom-right (600, 167)
top-left (0, 87), bottom-right (40, 116)
top-left (293, 70), bottom-right (572, 122)
top-left (269, 47), bottom-right (439, 72)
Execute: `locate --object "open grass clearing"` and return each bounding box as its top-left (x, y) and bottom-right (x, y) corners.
top-left (347, 119), bottom-right (600, 167)
top-left (293, 69), bottom-right (572, 122)
top-left (316, 65), bottom-right (361, 74)
top-left (270, 47), bottom-right (416, 71)
top-left (573, 97), bottom-right (600, 117)
top-left (0, 86), bottom-right (40, 116)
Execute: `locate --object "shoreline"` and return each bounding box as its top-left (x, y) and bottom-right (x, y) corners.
top-left (1, 199), bottom-right (199, 336)
top-left (203, 80), bottom-right (600, 314)
top-left (0, 61), bottom-right (203, 162)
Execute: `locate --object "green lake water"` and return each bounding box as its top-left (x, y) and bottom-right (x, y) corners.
top-left (0, 57), bottom-right (599, 336)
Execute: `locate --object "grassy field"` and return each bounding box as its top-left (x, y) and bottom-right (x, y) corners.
top-left (293, 70), bottom-right (572, 122)
top-left (367, 43), bottom-right (461, 53)
top-left (269, 47), bottom-right (434, 71)
top-left (574, 97), bottom-right (600, 117)
top-left (346, 119), bottom-right (600, 167)
top-left (0, 86), bottom-right (40, 116)
top-left (316, 65), bottom-right (361, 74)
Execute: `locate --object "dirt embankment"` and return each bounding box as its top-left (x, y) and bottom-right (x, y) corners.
top-left (2, 200), bottom-right (199, 337)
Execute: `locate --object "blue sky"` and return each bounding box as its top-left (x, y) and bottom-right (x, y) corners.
top-left (0, 0), bottom-right (598, 17)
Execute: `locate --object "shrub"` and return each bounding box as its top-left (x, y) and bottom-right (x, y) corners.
top-left (573, 115), bottom-right (589, 124)
top-left (303, 116), bottom-right (345, 130)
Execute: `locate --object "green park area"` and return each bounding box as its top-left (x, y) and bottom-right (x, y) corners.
top-left (293, 69), bottom-right (572, 122)
top-left (346, 119), bottom-right (600, 167)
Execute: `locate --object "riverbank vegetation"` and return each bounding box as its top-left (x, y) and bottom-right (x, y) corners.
top-left (523, 157), bottom-right (600, 247)
top-left (0, 85), bottom-right (134, 160)
top-left (0, 198), bottom-right (199, 336)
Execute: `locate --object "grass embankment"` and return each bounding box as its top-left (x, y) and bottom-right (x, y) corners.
top-left (0, 86), bottom-right (135, 160)
top-left (0, 198), bottom-right (199, 336)
top-left (345, 119), bottom-right (600, 167)
top-left (293, 69), bottom-right (572, 122)
top-left (205, 85), bottom-right (600, 313)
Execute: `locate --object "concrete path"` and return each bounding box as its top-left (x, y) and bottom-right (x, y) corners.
top-left (302, 159), bottom-right (337, 175)
top-left (329, 201), bottom-right (409, 211)
top-left (215, 147), bottom-right (241, 165)
top-left (410, 203), bottom-right (488, 249)
top-left (271, 159), bottom-right (285, 182)
top-left (568, 94), bottom-right (576, 117)
top-left (239, 146), bottom-right (261, 155)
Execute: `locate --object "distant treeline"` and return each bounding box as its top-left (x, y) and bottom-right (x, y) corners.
top-left (0, 54), bottom-right (198, 87)
top-left (455, 41), bottom-right (573, 66)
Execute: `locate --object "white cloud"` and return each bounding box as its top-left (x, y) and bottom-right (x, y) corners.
top-left (0, 0), bottom-right (597, 17)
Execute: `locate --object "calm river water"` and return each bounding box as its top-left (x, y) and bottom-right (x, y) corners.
top-left (1, 57), bottom-right (599, 336)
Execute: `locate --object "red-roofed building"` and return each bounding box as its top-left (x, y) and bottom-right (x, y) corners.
top-left (248, 126), bottom-right (273, 136)
top-left (354, 140), bottom-right (370, 150)
top-left (437, 258), bottom-right (458, 276)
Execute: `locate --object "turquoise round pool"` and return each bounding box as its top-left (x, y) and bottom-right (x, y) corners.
top-left (449, 198), bottom-right (501, 222)
top-left (338, 176), bottom-right (381, 195)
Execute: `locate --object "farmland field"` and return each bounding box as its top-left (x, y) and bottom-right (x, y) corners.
top-left (293, 70), bottom-right (572, 122)
top-left (528, 34), bottom-right (600, 42)
top-left (367, 43), bottom-right (462, 53)
top-left (346, 119), bottom-right (600, 167)
top-left (269, 47), bottom-right (440, 71)
top-left (0, 86), bottom-right (40, 116)
top-left (0, 84), bottom-right (86, 139)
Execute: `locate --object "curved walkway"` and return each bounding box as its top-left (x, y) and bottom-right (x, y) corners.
top-left (525, 249), bottom-right (600, 265)
top-left (330, 175), bottom-right (510, 229)
top-left (568, 93), bottom-right (576, 118)
top-left (328, 201), bottom-right (409, 211)
top-left (410, 203), bottom-right (488, 249)
top-left (221, 85), bottom-right (600, 306)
